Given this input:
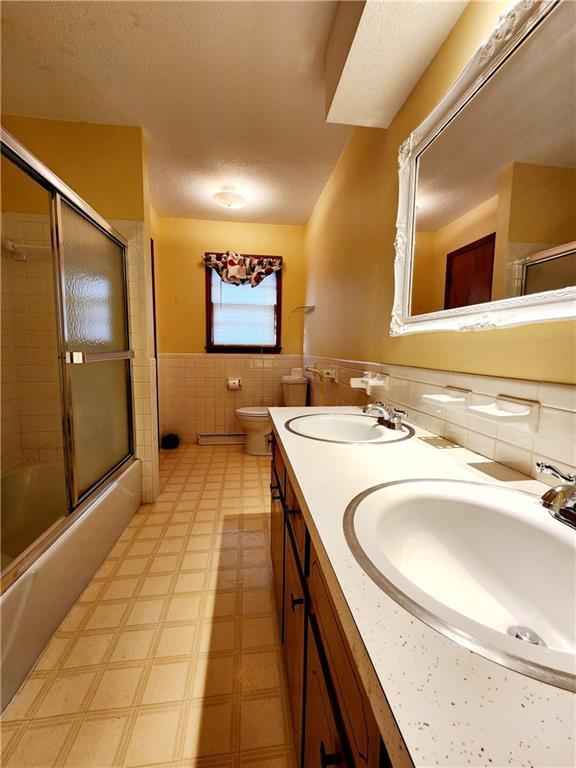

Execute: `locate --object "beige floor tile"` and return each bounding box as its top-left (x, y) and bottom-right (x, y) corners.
top-left (175, 571), bottom-right (206, 593)
top-left (102, 578), bottom-right (140, 601)
top-left (239, 568), bottom-right (271, 589)
top-left (116, 558), bottom-right (149, 577)
top-left (111, 628), bottom-right (157, 662)
top-left (183, 698), bottom-right (235, 758)
top-left (142, 660), bottom-right (190, 704)
top-left (182, 551), bottom-right (211, 571)
top-left (191, 654), bottom-right (235, 698)
top-left (186, 535), bottom-right (213, 551)
top-left (166, 593), bottom-right (203, 622)
top-left (123, 705), bottom-right (182, 767)
top-left (240, 693), bottom-right (289, 751)
top-left (59, 605), bottom-right (89, 632)
top-left (34, 636), bottom-right (71, 671)
top-left (85, 601), bottom-right (129, 630)
top-left (136, 524), bottom-right (164, 540)
top-left (198, 619), bottom-right (237, 653)
top-left (241, 617), bottom-right (278, 649)
top-left (2, 676), bottom-right (47, 721)
top-left (157, 537), bottom-right (186, 554)
top-left (126, 598), bottom-right (166, 626)
top-left (241, 589), bottom-right (273, 616)
top-left (155, 623), bottom-right (197, 658)
top-left (239, 751), bottom-right (296, 767)
top-left (149, 553), bottom-right (179, 573)
top-left (63, 713), bottom-right (128, 767)
top-left (5, 719), bottom-right (75, 767)
top-left (203, 590), bottom-right (239, 619)
top-left (238, 651), bottom-right (281, 693)
top-left (139, 574), bottom-right (173, 597)
top-left (78, 580), bottom-right (105, 603)
top-left (89, 664), bottom-right (145, 710)
top-left (35, 670), bottom-right (96, 717)
top-left (63, 632), bottom-right (115, 668)
top-left (241, 549), bottom-right (268, 569)
top-left (127, 541), bottom-right (156, 556)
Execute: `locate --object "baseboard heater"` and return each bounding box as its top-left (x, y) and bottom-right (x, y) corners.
top-left (197, 433), bottom-right (246, 446)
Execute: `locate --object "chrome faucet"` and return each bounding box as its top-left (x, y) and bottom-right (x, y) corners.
top-left (536, 462), bottom-right (576, 530)
top-left (363, 401), bottom-right (407, 431)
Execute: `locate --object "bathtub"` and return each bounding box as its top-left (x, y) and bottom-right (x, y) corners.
top-left (1, 462), bottom-right (67, 573)
top-left (0, 458), bottom-right (141, 711)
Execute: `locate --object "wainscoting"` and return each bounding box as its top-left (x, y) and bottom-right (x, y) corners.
top-left (158, 354), bottom-right (303, 444)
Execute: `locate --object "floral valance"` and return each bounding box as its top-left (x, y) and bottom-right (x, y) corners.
top-left (203, 251), bottom-right (282, 287)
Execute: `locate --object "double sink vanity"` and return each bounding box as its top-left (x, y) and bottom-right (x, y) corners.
top-left (268, 406), bottom-right (575, 768)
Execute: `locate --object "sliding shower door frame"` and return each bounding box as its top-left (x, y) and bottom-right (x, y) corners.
top-left (1, 128), bottom-right (137, 593)
top-left (52, 194), bottom-right (135, 507)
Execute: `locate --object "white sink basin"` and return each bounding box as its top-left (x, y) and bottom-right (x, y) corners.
top-left (285, 413), bottom-right (413, 444)
top-left (344, 479), bottom-right (576, 690)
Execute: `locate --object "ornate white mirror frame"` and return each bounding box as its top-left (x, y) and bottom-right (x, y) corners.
top-left (391, 0), bottom-right (576, 335)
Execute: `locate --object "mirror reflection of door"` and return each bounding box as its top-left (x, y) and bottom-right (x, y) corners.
top-left (444, 233), bottom-right (495, 310)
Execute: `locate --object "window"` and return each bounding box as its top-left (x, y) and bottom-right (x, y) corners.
top-left (205, 265), bottom-right (282, 353)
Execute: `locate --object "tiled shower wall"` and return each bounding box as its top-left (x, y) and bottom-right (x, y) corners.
top-left (1, 212), bottom-right (63, 470)
top-left (158, 354), bottom-right (303, 443)
top-left (112, 220), bottom-right (159, 503)
top-left (304, 355), bottom-right (576, 483)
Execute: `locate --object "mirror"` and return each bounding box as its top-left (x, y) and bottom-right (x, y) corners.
top-left (391, 0), bottom-right (576, 335)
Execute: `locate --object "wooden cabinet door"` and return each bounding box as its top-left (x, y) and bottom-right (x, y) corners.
top-left (304, 619), bottom-right (350, 768)
top-left (270, 464), bottom-right (285, 637)
top-left (283, 532), bottom-right (306, 753)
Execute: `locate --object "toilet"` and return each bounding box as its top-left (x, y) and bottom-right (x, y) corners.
top-left (235, 368), bottom-right (308, 455)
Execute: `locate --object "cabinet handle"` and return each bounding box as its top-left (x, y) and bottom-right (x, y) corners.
top-left (270, 484), bottom-right (281, 501)
top-left (290, 593), bottom-right (304, 611)
top-left (320, 741), bottom-right (342, 767)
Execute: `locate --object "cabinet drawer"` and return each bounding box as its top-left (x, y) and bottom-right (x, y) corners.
top-left (270, 466), bottom-right (285, 637)
top-left (304, 616), bottom-right (351, 768)
top-left (283, 526), bottom-right (306, 752)
top-left (272, 436), bottom-right (286, 497)
top-left (309, 546), bottom-right (381, 768)
top-left (285, 479), bottom-right (308, 574)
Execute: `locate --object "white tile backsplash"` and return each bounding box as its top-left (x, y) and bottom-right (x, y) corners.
top-left (304, 354), bottom-right (575, 483)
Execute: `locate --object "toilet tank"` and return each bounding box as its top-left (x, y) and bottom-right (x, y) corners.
top-left (282, 372), bottom-right (308, 406)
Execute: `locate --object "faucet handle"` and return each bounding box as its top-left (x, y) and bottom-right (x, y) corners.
top-left (393, 408), bottom-right (407, 417)
top-left (535, 462), bottom-right (576, 484)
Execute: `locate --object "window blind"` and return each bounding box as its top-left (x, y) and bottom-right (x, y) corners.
top-left (211, 270), bottom-right (277, 346)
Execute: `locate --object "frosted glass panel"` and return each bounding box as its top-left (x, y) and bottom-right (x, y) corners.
top-left (61, 201), bottom-right (127, 351)
top-left (69, 361), bottom-right (130, 497)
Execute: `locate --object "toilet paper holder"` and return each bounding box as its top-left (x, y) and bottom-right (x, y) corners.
top-left (227, 378), bottom-right (242, 390)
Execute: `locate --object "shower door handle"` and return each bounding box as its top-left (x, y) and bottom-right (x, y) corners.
top-left (65, 350), bottom-right (134, 364)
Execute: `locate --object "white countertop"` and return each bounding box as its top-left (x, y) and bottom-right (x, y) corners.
top-left (269, 406), bottom-right (575, 768)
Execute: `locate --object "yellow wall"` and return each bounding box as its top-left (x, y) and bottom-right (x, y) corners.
top-left (508, 163), bottom-right (576, 244)
top-left (155, 217), bottom-right (306, 355)
top-left (304, 2), bottom-right (575, 384)
top-left (2, 115), bottom-right (146, 221)
top-left (412, 195), bottom-right (498, 314)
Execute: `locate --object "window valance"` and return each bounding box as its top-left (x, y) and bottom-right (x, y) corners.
top-left (203, 251), bottom-right (282, 287)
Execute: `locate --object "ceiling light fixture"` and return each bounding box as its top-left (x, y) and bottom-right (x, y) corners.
top-left (212, 187), bottom-right (246, 209)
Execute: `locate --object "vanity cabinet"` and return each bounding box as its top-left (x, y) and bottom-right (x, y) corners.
top-left (270, 434), bottom-right (397, 768)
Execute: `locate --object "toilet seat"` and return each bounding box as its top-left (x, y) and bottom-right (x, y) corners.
top-left (235, 406), bottom-right (270, 419)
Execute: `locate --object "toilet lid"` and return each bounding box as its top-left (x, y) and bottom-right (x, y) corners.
top-left (281, 375), bottom-right (308, 384)
top-left (235, 406), bottom-right (270, 417)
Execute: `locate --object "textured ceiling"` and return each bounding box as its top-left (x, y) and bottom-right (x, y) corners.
top-left (1, 1), bottom-right (354, 224)
top-left (416, 1), bottom-right (576, 231)
top-left (326, 1), bottom-right (467, 128)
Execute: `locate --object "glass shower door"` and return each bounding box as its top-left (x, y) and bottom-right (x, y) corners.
top-left (57, 198), bottom-right (133, 503)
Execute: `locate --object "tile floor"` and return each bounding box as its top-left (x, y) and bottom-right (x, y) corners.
top-left (1, 446), bottom-right (296, 768)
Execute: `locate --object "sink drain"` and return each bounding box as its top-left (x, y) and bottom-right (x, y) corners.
top-left (507, 625), bottom-right (546, 647)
